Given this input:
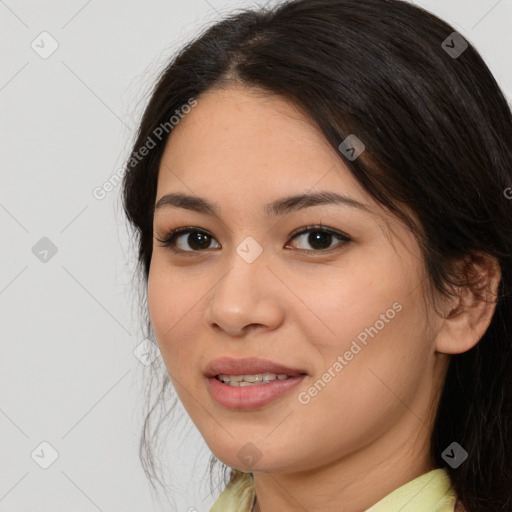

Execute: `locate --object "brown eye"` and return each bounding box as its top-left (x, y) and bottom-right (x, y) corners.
top-left (156, 225), bottom-right (351, 255)
top-left (287, 226), bottom-right (351, 252)
top-left (156, 228), bottom-right (221, 252)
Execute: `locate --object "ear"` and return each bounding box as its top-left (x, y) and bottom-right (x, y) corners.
top-left (435, 252), bottom-right (501, 355)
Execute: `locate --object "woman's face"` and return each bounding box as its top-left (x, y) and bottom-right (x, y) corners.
top-left (148, 86), bottom-right (448, 475)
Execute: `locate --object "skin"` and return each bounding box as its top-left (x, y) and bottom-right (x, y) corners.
top-left (147, 85), bottom-right (501, 512)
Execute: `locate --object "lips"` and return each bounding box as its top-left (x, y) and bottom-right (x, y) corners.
top-left (204, 357), bottom-right (308, 378)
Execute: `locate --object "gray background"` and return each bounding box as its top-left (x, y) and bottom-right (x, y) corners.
top-left (0, 0), bottom-right (511, 511)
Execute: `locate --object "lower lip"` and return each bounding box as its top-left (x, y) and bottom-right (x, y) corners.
top-left (207, 375), bottom-right (306, 410)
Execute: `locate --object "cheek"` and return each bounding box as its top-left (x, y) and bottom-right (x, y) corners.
top-left (148, 256), bottom-right (191, 330)
top-left (147, 259), bottom-right (204, 370)
top-left (303, 250), bottom-right (414, 346)
top-left (303, 248), bottom-right (430, 392)
top-left (291, 304), bottom-right (431, 465)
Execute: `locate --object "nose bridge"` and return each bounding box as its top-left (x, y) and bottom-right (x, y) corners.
top-left (206, 235), bottom-right (284, 334)
top-left (216, 236), bottom-right (269, 309)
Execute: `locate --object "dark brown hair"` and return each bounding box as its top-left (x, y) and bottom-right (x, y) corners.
top-left (122, 0), bottom-right (512, 509)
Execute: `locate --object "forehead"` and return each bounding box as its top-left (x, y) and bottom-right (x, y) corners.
top-left (157, 85), bottom-right (368, 205)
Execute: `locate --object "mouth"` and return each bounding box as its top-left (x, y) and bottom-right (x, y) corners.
top-left (207, 373), bottom-right (307, 410)
top-left (204, 356), bottom-right (308, 379)
top-left (214, 372), bottom-right (302, 386)
top-left (204, 357), bottom-right (308, 410)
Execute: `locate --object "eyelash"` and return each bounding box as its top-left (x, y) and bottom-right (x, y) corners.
top-left (155, 224), bottom-right (351, 256)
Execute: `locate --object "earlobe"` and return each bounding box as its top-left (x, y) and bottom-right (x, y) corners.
top-left (435, 253), bottom-right (501, 355)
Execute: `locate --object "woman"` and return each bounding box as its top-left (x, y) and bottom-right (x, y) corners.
top-left (122, 0), bottom-right (512, 510)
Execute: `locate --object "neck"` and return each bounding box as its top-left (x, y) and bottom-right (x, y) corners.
top-left (250, 422), bottom-right (436, 512)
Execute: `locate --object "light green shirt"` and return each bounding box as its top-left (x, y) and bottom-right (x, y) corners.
top-left (210, 467), bottom-right (457, 511)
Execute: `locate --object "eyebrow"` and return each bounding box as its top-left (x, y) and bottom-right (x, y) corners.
top-left (153, 191), bottom-right (371, 218)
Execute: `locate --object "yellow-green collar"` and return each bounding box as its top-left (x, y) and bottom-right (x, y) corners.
top-left (210, 467), bottom-right (457, 511)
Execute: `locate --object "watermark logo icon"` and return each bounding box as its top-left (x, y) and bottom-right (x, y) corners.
top-left (236, 236), bottom-right (263, 264)
top-left (133, 339), bottom-right (159, 366)
top-left (32, 237), bottom-right (58, 263)
top-left (237, 442), bottom-right (262, 470)
top-left (31, 31), bottom-right (59, 59)
top-left (442, 32), bottom-right (468, 59)
top-left (31, 441), bottom-right (59, 469)
top-left (339, 134), bottom-right (365, 161)
top-left (442, 441), bottom-right (468, 468)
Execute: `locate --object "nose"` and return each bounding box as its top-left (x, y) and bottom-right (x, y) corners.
top-left (204, 245), bottom-right (285, 337)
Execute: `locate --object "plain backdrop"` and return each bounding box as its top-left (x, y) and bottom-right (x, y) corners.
top-left (0, 0), bottom-right (511, 511)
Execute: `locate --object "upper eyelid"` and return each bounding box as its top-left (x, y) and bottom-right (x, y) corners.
top-left (157, 225), bottom-right (347, 240)
top-left (156, 225), bottom-right (350, 251)
top-left (288, 224), bottom-right (349, 239)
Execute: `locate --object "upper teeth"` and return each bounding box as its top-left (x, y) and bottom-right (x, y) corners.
top-left (218, 373), bottom-right (290, 383)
